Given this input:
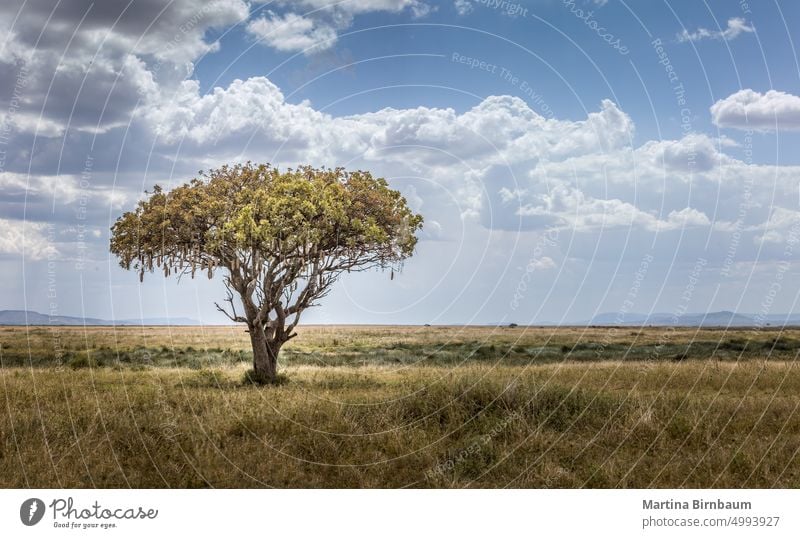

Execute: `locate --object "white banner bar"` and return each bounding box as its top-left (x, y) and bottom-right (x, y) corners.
top-left (2, 489), bottom-right (796, 537)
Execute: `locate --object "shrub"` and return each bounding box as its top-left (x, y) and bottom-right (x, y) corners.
top-left (67, 353), bottom-right (97, 369)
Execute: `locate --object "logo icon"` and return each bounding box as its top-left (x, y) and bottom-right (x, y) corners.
top-left (20, 498), bottom-right (45, 526)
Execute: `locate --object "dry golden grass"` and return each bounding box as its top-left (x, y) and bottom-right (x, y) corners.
top-left (7, 323), bottom-right (798, 352)
top-left (1, 325), bottom-right (799, 487)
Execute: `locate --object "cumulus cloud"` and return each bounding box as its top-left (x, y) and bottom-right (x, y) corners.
top-left (0, 0), bottom-right (249, 63)
top-left (667, 207), bottom-right (712, 228)
top-left (144, 77), bottom-right (329, 147)
top-left (0, 219), bottom-right (57, 260)
top-left (138, 76), bottom-right (648, 229)
top-left (0, 0), bottom-right (249, 136)
top-left (142, 78), bottom-right (634, 167)
top-left (756, 207), bottom-right (800, 244)
top-left (678, 17), bottom-right (754, 43)
top-left (247, 12), bottom-right (338, 53)
top-left (0, 172), bottom-right (81, 204)
top-left (711, 89), bottom-right (800, 131)
top-left (516, 186), bottom-right (710, 233)
top-left (248, 0), bottom-right (431, 54)
top-left (130, 66), bottom-right (800, 250)
top-left (275, 0), bottom-right (426, 14)
top-left (658, 133), bottom-right (724, 172)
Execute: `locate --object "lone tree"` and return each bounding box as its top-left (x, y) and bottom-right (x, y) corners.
top-left (110, 163), bottom-right (423, 383)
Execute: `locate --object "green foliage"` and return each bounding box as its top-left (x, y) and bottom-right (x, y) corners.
top-left (109, 163), bottom-right (423, 281)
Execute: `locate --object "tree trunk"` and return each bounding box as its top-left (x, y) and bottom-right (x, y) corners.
top-left (249, 325), bottom-right (282, 382)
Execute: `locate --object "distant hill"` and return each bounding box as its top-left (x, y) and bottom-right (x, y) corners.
top-left (0, 310), bottom-right (201, 326)
top-left (5, 309), bottom-right (800, 328)
top-left (586, 311), bottom-right (800, 327)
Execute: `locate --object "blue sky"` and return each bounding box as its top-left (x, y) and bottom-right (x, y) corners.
top-left (2, 0), bottom-right (800, 324)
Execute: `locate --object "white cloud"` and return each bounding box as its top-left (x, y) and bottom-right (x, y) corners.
top-left (248, 1), bottom-right (431, 54)
top-left (144, 78), bottom-right (634, 162)
top-left (678, 17), bottom-right (754, 43)
top-left (0, 172), bottom-right (83, 204)
top-left (667, 207), bottom-right (712, 228)
top-left (711, 89), bottom-right (800, 131)
top-left (756, 207), bottom-right (800, 244)
top-left (275, 0), bottom-right (428, 16)
top-left (144, 77), bottom-right (329, 148)
top-left (0, 0), bottom-right (249, 137)
top-left (454, 0), bottom-right (474, 16)
top-left (517, 186), bottom-right (711, 233)
top-left (140, 77), bottom-right (644, 225)
top-left (134, 69), bottom-right (800, 246)
top-left (528, 256), bottom-right (556, 270)
top-left (0, 219), bottom-right (57, 260)
top-left (247, 11), bottom-right (339, 53)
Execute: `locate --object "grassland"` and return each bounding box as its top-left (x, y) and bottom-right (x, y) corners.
top-left (1, 324), bottom-right (799, 488)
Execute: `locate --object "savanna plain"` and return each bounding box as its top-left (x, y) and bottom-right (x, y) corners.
top-left (1, 324), bottom-right (799, 488)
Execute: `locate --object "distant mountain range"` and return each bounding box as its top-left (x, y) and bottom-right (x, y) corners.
top-left (0, 310), bottom-right (202, 326)
top-left (584, 311), bottom-right (800, 327)
top-left (491, 311), bottom-right (800, 327)
top-left (4, 309), bottom-right (800, 328)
